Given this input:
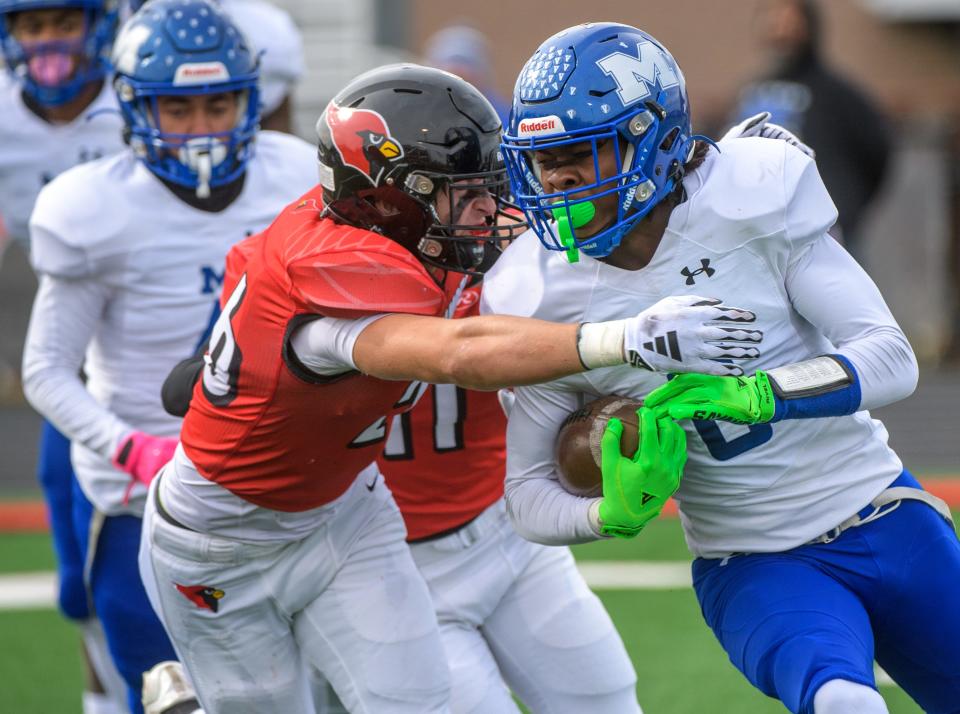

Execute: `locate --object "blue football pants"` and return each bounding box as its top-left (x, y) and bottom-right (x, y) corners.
top-left (692, 472), bottom-right (960, 714)
top-left (36, 420), bottom-right (89, 620)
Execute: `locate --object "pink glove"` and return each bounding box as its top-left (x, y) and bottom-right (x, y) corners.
top-left (112, 431), bottom-right (178, 486)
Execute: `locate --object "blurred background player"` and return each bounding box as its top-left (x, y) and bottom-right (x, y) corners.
top-left (492, 21), bottom-right (960, 714)
top-left (422, 23), bottom-right (508, 125)
top-left (146, 62), bottom-right (754, 713)
top-left (21, 0), bottom-right (319, 710)
top-left (0, 1), bottom-right (127, 712)
top-left (127, 0), bottom-right (303, 133)
top-left (735, 0), bottom-right (891, 261)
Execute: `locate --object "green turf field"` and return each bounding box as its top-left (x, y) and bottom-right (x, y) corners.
top-left (1, 517), bottom-right (935, 713)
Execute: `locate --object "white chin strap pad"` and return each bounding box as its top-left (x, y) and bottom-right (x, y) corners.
top-left (177, 137), bottom-right (229, 199)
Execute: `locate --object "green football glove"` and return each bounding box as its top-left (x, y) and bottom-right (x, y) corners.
top-left (644, 372), bottom-right (777, 425)
top-left (598, 407), bottom-right (687, 538)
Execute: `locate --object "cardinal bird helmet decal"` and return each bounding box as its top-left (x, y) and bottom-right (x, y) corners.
top-left (325, 103), bottom-right (404, 186)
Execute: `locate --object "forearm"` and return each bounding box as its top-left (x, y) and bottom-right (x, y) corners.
top-left (22, 276), bottom-right (131, 458)
top-left (786, 236), bottom-right (917, 412)
top-left (502, 384), bottom-right (604, 544)
top-left (504, 476), bottom-right (602, 545)
top-left (353, 314), bottom-right (583, 390)
top-left (23, 364), bottom-right (130, 459)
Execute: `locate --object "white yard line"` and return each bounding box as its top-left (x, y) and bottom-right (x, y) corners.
top-left (0, 572), bottom-right (56, 609)
top-left (576, 561), bottom-right (693, 589)
top-left (0, 561), bottom-right (692, 610)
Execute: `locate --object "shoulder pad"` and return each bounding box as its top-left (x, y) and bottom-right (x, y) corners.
top-left (222, 0), bottom-right (303, 110)
top-left (275, 193), bottom-right (447, 318)
top-left (481, 228), bottom-right (590, 323)
top-left (675, 138), bottom-right (836, 255)
top-left (29, 154), bottom-right (135, 278)
top-left (250, 132), bottom-right (319, 192)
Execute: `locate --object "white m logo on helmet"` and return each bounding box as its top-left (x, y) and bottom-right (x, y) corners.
top-left (596, 41), bottom-right (681, 107)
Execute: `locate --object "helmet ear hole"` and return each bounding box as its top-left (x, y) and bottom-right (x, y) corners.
top-left (659, 128), bottom-right (680, 152)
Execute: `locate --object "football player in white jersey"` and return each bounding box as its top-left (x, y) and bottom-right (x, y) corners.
top-left (0, 0), bottom-right (124, 258)
top-left (21, 1), bottom-right (318, 711)
top-left (127, 0), bottom-right (303, 133)
top-left (0, 3), bottom-right (128, 712)
top-left (488, 22), bottom-right (960, 714)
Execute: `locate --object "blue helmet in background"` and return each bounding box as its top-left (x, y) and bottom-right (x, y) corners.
top-left (0, 0), bottom-right (118, 105)
top-left (111, 0), bottom-right (259, 196)
top-left (501, 22), bottom-right (695, 259)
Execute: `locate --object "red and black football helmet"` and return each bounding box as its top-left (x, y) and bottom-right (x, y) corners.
top-left (316, 63), bottom-right (524, 275)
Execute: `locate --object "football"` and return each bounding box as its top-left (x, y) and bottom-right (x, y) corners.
top-left (554, 395), bottom-right (644, 497)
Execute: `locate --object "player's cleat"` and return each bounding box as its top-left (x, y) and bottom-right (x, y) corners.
top-left (142, 661), bottom-right (202, 714)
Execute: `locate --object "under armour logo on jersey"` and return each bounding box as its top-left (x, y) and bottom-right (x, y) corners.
top-left (596, 40), bottom-right (681, 107)
top-left (681, 259), bottom-right (715, 285)
top-left (642, 330), bottom-right (682, 361)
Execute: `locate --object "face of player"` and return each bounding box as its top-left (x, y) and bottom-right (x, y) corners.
top-left (8, 8), bottom-right (86, 87)
top-left (433, 178), bottom-right (497, 234)
top-left (155, 92), bottom-right (241, 139)
top-left (759, 0), bottom-right (810, 58)
top-left (533, 138), bottom-right (621, 238)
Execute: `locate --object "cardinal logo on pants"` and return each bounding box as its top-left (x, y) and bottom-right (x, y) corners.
top-left (176, 583), bottom-right (225, 613)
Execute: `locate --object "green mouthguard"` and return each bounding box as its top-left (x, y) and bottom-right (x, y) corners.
top-left (550, 201), bottom-right (596, 264)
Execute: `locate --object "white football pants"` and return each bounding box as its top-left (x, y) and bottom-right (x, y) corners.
top-left (139, 471), bottom-right (451, 713)
top-left (410, 499), bottom-right (640, 713)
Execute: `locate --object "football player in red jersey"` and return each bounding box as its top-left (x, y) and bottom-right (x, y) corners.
top-left (377, 284), bottom-right (639, 712)
top-left (141, 64), bottom-right (763, 714)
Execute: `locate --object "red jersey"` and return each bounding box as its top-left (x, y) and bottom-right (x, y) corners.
top-left (377, 285), bottom-right (508, 540)
top-left (180, 186), bottom-right (451, 511)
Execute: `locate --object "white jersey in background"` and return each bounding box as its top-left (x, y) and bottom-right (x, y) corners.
top-left (0, 74), bottom-right (125, 252)
top-left (220, 0), bottom-right (304, 116)
top-left (482, 138), bottom-right (914, 558)
top-left (23, 130), bottom-right (318, 517)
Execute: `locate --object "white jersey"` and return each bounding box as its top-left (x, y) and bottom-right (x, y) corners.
top-left (482, 138), bottom-right (912, 558)
top-left (220, 0), bottom-right (303, 116)
top-left (0, 75), bottom-right (125, 251)
top-left (22, 131), bottom-right (319, 516)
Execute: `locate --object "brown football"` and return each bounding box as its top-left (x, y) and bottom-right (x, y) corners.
top-left (554, 395), bottom-right (644, 497)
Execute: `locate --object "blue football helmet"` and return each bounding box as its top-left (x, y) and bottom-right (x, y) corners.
top-left (501, 22), bottom-right (697, 259)
top-left (111, 0), bottom-right (259, 196)
top-left (0, 0), bottom-right (119, 106)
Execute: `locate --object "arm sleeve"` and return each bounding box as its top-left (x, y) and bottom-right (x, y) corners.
top-left (22, 275), bottom-right (132, 459)
top-left (289, 314), bottom-right (389, 376)
top-left (785, 234), bottom-right (917, 411)
top-left (503, 383), bottom-right (605, 545)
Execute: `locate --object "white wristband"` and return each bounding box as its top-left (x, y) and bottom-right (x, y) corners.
top-left (577, 321), bottom-right (627, 369)
top-left (588, 498), bottom-right (608, 538)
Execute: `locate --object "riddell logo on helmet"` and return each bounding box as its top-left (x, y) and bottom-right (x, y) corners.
top-left (173, 62), bottom-right (230, 86)
top-left (517, 115), bottom-right (565, 137)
